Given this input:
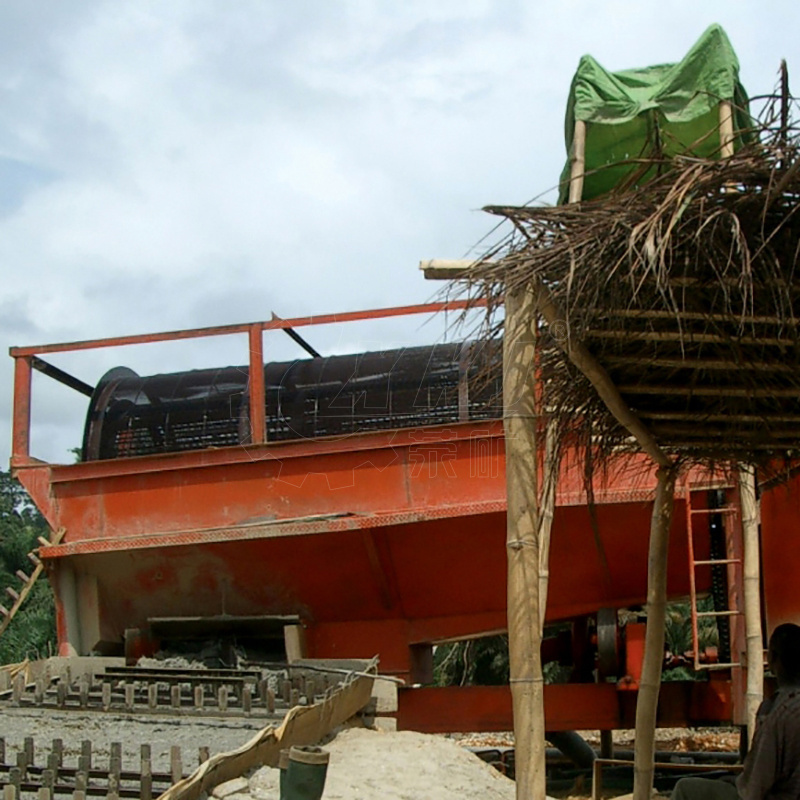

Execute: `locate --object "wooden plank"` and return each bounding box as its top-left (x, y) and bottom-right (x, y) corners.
top-left (418, 259), bottom-right (478, 280)
top-left (157, 661), bottom-right (376, 800)
top-left (284, 625), bottom-right (307, 664)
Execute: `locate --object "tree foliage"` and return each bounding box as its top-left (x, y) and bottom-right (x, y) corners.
top-left (0, 470), bottom-right (57, 664)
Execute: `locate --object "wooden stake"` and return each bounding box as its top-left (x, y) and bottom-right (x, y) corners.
top-left (633, 465), bottom-right (677, 800)
top-left (739, 464), bottom-right (763, 747)
top-left (504, 285), bottom-right (546, 800)
top-left (171, 746), bottom-right (183, 784)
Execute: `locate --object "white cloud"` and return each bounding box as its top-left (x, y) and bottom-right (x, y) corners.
top-left (1, 0), bottom-right (798, 464)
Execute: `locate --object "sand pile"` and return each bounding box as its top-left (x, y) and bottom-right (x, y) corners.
top-left (245, 728), bottom-right (517, 800)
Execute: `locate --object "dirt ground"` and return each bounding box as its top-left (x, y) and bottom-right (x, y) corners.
top-left (0, 706), bottom-right (267, 774)
top-left (0, 707), bottom-right (738, 799)
top-left (455, 728), bottom-right (740, 752)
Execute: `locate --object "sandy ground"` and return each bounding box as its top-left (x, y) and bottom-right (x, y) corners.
top-left (246, 728), bottom-right (518, 800)
top-left (1, 712), bottom-right (519, 799)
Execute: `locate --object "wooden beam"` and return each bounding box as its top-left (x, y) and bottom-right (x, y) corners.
top-left (588, 330), bottom-right (797, 347)
top-left (419, 259), bottom-right (479, 280)
top-left (605, 356), bottom-right (797, 373)
top-left (638, 411), bottom-right (800, 423)
top-left (618, 385), bottom-right (800, 398)
top-left (649, 425), bottom-right (800, 440)
top-left (532, 281), bottom-right (671, 467)
top-left (661, 441), bottom-right (790, 450)
top-left (598, 309), bottom-right (800, 326)
top-left (666, 276), bottom-right (800, 289)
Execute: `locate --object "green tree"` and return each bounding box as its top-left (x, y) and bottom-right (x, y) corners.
top-left (0, 470), bottom-right (57, 663)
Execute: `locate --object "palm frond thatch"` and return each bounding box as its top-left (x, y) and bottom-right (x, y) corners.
top-left (457, 116), bottom-right (800, 473)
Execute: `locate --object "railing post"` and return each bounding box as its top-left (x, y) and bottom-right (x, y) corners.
top-left (11, 355), bottom-right (32, 464)
top-left (248, 326), bottom-right (267, 444)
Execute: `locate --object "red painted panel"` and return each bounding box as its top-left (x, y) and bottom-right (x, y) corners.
top-left (396, 681), bottom-right (733, 733)
top-left (396, 684), bottom-right (620, 733)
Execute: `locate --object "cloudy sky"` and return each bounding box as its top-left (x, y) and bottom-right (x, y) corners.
top-left (1, 1), bottom-right (797, 464)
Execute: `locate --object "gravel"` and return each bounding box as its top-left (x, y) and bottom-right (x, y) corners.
top-left (0, 707), bottom-right (265, 774)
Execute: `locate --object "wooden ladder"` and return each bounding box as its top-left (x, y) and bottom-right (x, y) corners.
top-left (0, 529), bottom-right (64, 639)
top-left (685, 487), bottom-right (743, 670)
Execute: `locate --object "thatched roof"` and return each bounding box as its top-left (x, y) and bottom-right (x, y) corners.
top-left (457, 119), bottom-right (800, 472)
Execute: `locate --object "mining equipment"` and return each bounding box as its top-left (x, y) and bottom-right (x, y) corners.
top-left (9, 300), bottom-right (798, 735)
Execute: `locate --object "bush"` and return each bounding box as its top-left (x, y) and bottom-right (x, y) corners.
top-left (0, 471), bottom-right (57, 664)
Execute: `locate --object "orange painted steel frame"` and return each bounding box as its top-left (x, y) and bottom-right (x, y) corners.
top-left (8, 300), bottom-right (756, 732)
top-left (10, 301), bottom-right (480, 465)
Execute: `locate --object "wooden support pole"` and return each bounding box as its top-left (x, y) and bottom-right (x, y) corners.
top-left (538, 419), bottom-right (558, 637)
top-left (569, 120), bottom-right (587, 203)
top-left (720, 100), bottom-right (735, 158)
top-left (739, 464), bottom-right (763, 747)
top-left (633, 465), bottom-right (677, 800)
top-left (504, 285), bottom-right (546, 800)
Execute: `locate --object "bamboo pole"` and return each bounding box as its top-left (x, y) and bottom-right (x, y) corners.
top-left (504, 285), bottom-right (546, 800)
top-left (569, 120), bottom-right (587, 203)
top-left (633, 465), bottom-right (678, 800)
top-left (538, 419), bottom-right (558, 637)
top-left (739, 464), bottom-right (763, 748)
top-left (720, 101), bottom-right (735, 158)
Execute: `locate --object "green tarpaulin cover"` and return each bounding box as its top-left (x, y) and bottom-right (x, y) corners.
top-left (559, 24), bottom-right (754, 203)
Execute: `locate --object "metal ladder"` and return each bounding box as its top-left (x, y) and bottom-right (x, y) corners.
top-left (685, 486), bottom-right (743, 670)
top-left (0, 529), bottom-right (64, 639)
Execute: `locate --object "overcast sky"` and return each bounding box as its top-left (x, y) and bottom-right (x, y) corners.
top-left (1, 1), bottom-right (797, 465)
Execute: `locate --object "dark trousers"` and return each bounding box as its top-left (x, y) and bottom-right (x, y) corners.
top-left (671, 777), bottom-right (739, 800)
